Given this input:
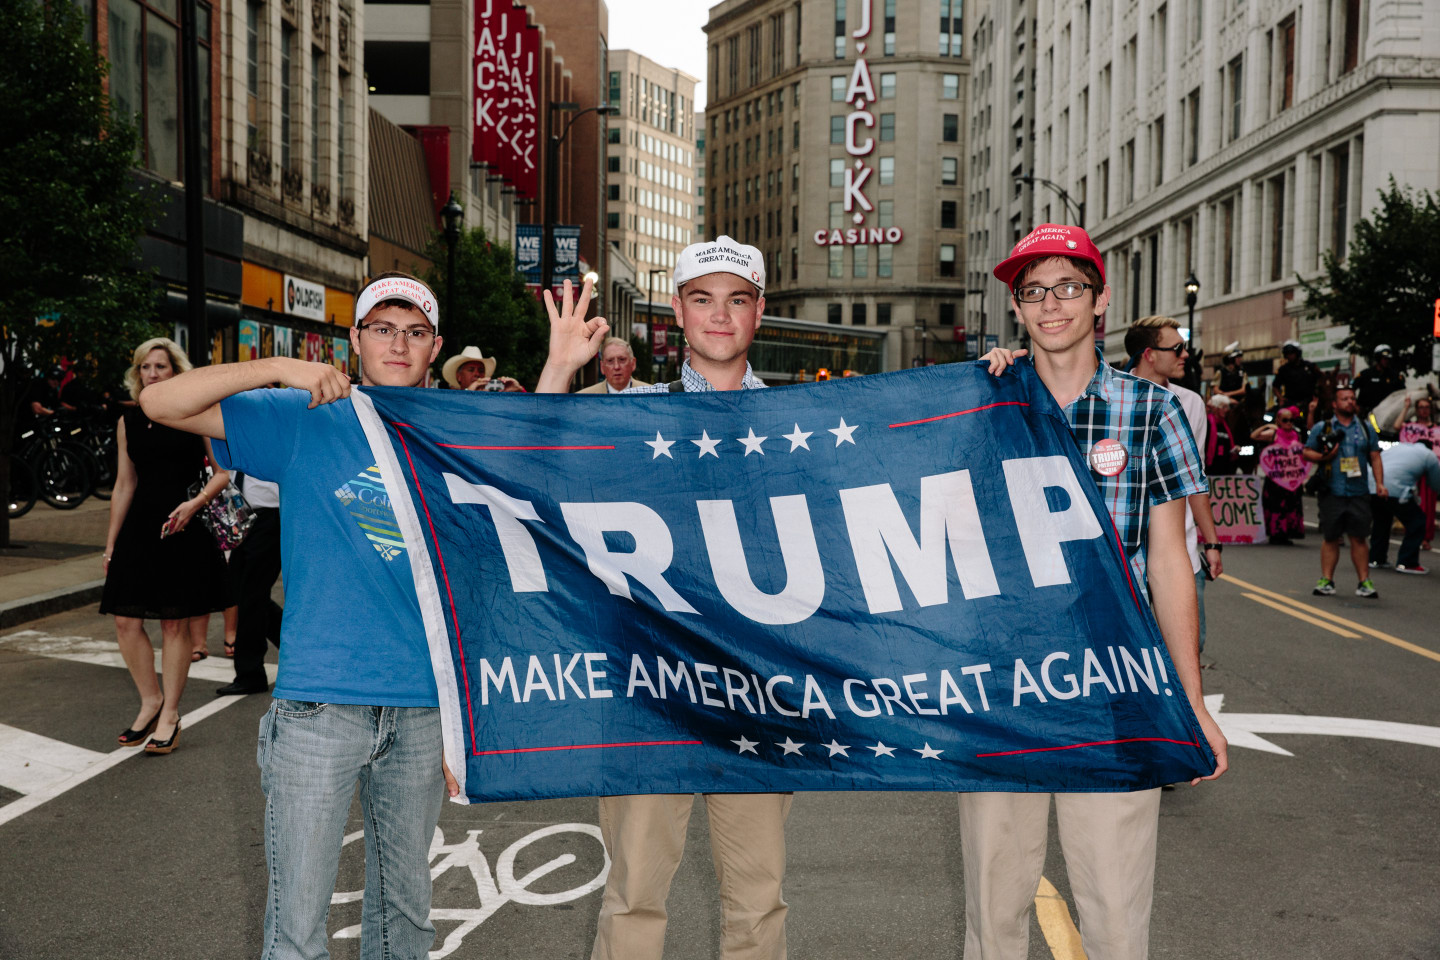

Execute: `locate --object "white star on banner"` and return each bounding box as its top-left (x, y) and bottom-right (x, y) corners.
top-left (737, 428), bottom-right (768, 456)
top-left (645, 431), bottom-right (675, 459)
top-left (692, 430), bottom-right (721, 458)
top-left (823, 740), bottom-right (851, 758)
top-left (783, 424), bottom-right (813, 451)
top-left (776, 737), bottom-right (805, 755)
top-left (828, 418), bottom-right (859, 446)
top-left (867, 741), bottom-right (897, 758)
top-left (915, 743), bottom-right (944, 759)
top-left (732, 736), bottom-right (759, 755)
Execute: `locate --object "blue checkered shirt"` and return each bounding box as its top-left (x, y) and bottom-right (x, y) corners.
top-left (628, 360), bottom-right (768, 393)
top-left (1024, 350), bottom-right (1207, 589)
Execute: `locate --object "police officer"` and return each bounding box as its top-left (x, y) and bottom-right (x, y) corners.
top-left (1272, 339), bottom-right (1321, 410)
top-left (1353, 344), bottom-right (1405, 415)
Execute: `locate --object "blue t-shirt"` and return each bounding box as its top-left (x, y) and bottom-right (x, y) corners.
top-left (1304, 416), bottom-right (1378, 498)
top-left (214, 389), bottom-right (438, 707)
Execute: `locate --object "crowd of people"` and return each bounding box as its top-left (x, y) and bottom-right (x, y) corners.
top-left (50, 217), bottom-right (1430, 960)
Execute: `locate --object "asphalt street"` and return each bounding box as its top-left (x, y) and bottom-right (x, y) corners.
top-left (1, 530), bottom-right (1436, 960)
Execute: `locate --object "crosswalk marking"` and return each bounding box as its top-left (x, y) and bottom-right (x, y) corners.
top-left (0, 629), bottom-right (275, 827)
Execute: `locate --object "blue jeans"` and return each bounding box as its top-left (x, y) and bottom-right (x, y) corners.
top-left (257, 701), bottom-right (444, 960)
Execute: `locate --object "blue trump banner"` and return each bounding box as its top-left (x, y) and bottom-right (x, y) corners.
top-left (351, 363), bottom-right (1216, 803)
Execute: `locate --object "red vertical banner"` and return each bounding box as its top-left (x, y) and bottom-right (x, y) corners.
top-left (513, 21), bottom-right (540, 199)
top-left (472, 0), bottom-right (504, 168)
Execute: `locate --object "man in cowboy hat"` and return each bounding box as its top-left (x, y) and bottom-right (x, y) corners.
top-left (441, 345), bottom-right (524, 391)
top-left (578, 337), bottom-right (650, 394)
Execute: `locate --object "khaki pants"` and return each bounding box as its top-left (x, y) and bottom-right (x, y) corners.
top-left (957, 790), bottom-right (1162, 960)
top-left (590, 792), bottom-right (792, 960)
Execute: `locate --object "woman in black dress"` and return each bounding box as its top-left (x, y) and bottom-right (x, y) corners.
top-left (100, 338), bottom-right (230, 754)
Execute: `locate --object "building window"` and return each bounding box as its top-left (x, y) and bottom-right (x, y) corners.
top-left (311, 50), bottom-right (325, 187)
top-left (880, 73), bottom-right (896, 98)
top-left (1184, 88), bottom-right (1200, 167)
top-left (608, 127), bottom-right (621, 144)
top-left (828, 302), bottom-right (843, 324)
top-left (792, 164), bottom-right (799, 190)
top-left (942, 74), bottom-right (959, 99)
top-left (280, 24), bottom-right (294, 172)
top-left (1341, 0), bottom-right (1361, 74)
top-left (880, 113), bottom-right (895, 141)
top-left (877, 302), bottom-right (892, 325)
top-left (939, 244), bottom-right (956, 277)
top-left (1279, 15), bottom-right (1296, 110)
top-left (1226, 56), bottom-right (1243, 143)
top-left (942, 114), bottom-right (958, 142)
top-left (853, 302), bottom-right (868, 324)
top-left (1331, 144), bottom-right (1350, 257)
top-left (834, 0), bottom-right (847, 57)
top-left (245, 0), bottom-right (261, 149)
top-left (607, 212), bottom-right (620, 229)
top-left (853, 245), bottom-right (869, 277)
top-left (878, 199), bottom-right (893, 228)
top-left (941, 157), bottom-right (957, 184)
top-left (608, 155), bottom-right (621, 173)
top-left (831, 116), bottom-right (845, 143)
top-left (830, 201), bottom-right (845, 229)
top-left (608, 183), bottom-right (620, 200)
top-left (830, 158), bottom-right (845, 187)
top-left (608, 70), bottom-right (621, 107)
top-left (879, 156), bottom-right (894, 185)
top-left (878, 244), bottom-right (894, 278)
top-left (832, 75), bottom-right (846, 100)
top-left (940, 0), bottom-right (961, 55)
top-left (828, 246), bottom-right (844, 278)
top-left (1269, 174), bottom-right (1287, 281)
top-left (884, 0), bottom-right (896, 54)
top-left (1221, 196), bottom-right (1236, 294)
top-left (1151, 116), bottom-right (1164, 188)
top-left (941, 200), bottom-right (957, 229)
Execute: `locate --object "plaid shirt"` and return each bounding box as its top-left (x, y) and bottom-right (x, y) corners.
top-left (1032, 349), bottom-right (1207, 588)
top-left (628, 360), bottom-right (768, 393)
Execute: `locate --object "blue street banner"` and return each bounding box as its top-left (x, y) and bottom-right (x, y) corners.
top-left (352, 363), bottom-right (1216, 803)
top-left (515, 224), bottom-right (581, 285)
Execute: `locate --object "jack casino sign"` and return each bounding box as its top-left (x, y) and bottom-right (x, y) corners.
top-left (473, 0), bottom-right (539, 199)
top-left (813, 0), bottom-right (905, 249)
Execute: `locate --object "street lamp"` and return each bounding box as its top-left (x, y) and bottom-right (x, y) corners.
top-left (543, 102), bottom-right (618, 293)
top-left (1013, 173), bottom-right (1084, 226)
top-left (1184, 271), bottom-right (1202, 387)
top-left (440, 191), bottom-right (464, 333)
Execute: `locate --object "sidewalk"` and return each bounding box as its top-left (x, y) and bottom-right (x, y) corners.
top-left (0, 498), bottom-right (109, 628)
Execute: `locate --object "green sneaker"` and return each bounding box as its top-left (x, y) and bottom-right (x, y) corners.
top-left (1355, 579), bottom-right (1378, 598)
top-left (1313, 578), bottom-right (1335, 596)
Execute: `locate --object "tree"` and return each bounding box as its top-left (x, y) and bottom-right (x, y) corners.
top-left (1300, 177), bottom-right (1440, 375)
top-left (424, 228), bottom-right (550, 388)
top-left (0, 0), bottom-right (163, 544)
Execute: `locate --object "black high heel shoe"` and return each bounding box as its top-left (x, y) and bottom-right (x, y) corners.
top-left (144, 719), bottom-right (181, 755)
top-left (118, 707), bottom-right (162, 746)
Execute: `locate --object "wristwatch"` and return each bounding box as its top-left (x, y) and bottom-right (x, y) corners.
top-left (1201, 542), bottom-right (1224, 552)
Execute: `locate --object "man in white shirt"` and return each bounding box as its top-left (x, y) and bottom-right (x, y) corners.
top-left (216, 472), bottom-right (283, 695)
top-left (578, 337), bottom-right (650, 393)
top-left (1126, 315), bottom-right (1224, 650)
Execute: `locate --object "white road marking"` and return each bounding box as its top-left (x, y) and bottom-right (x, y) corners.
top-left (1207, 694), bottom-right (1440, 757)
top-left (0, 629), bottom-right (275, 827)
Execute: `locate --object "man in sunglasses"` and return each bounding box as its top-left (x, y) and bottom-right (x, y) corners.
top-left (137, 271), bottom-right (599, 959)
top-left (1126, 315), bottom-right (1225, 652)
top-left (969, 225), bottom-right (1228, 960)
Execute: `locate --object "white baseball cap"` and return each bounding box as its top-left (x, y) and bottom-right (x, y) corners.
top-left (355, 274), bottom-right (440, 329)
top-left (673, 236), bottom-right (766, 294)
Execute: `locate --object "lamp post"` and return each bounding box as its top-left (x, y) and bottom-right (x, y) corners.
top-left (1184, 271), bottom-right (1201, 388)
top-left (180, 0), bottom-right (206, 365)
top-left (543, 102), bottom-right (617, 294)
top-left (440, 192), bottom-right (464, 332)
top-left (1014, 173), bottom-right (1084, 226)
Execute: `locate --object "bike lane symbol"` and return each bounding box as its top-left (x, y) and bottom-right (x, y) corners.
top-left (331, 822), bottom-right (610, 958)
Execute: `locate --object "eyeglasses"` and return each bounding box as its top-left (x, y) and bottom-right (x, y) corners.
top-left (1149, 342), bottom-right (1188, 357)
top-left (358, 323), bottom-right (434, 346)
top-left (1013, 281), bottom-right (1097, 303)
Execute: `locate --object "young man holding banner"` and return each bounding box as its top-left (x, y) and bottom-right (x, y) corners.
top-left (138, 272), bottom-right (603, 960)
top-left (974, 225), bottom-right (1228, 960)
top-left (538, 236), bottom-right (792, 960)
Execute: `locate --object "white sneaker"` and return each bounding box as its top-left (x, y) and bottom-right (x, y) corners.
top-left (1395, 564), bottom-right (1428, 575)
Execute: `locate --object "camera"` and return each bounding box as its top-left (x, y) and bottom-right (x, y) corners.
top-left (1315, 430), bottom-right (1340, 454)
top-left (484, 378), bottom-right (506, 392)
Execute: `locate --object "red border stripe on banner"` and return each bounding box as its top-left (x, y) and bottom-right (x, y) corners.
top-left (888, 401), bottom-right (1030, 428)
top-left (975, 736), bottom-right (1201, 758)
top-left (436, 443), bottom-right (616, 451)
top-left (474, 739), bottom-right (704, 756)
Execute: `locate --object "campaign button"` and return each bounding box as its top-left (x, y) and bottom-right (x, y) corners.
top-left (1089, 438), bottom-right (1129, 476)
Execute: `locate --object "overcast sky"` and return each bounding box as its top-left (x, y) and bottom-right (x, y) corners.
top-left (608, 0), bottom-right (712, 108)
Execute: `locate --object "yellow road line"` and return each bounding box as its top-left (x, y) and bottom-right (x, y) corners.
top-left (1240, 593), bottom-right (1360, 638)
top-left (1035, 875), bottom-right (1087, 960)
top-left (1220, 573), bottom-right (1440, 663)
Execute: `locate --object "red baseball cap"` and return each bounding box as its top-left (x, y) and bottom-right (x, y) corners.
top-left (993, 223), bottom-right (1105, 287)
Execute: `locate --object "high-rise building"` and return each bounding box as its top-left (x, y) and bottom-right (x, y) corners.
top-left (968, 0), bottom-right (1440, 376)
top-left (604, 50), bottom-right (699, 302)
top-left (704, 0), bottom-right (970, 370)
top-left (695, 109), bottom-right (708, 241)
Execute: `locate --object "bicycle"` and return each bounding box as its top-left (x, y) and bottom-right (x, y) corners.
top-left (7, 455), bottom-right (38, 518)
top-left (15, 419), bottom-right (95, 509)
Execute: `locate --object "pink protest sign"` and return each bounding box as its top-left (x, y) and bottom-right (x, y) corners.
top-left (1398, 422), bottom-right (1440, 462)
top-left (1258, 441), bottom-right (1312, 492)
top-left (1209, 475), bottom-right (1266, 544)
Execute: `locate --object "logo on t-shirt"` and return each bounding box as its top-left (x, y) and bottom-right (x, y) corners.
top-left (334, 465), bottom-right (407, 561)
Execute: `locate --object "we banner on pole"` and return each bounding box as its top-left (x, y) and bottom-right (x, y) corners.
top-left (353, 363), bottom-right (1216, 803)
